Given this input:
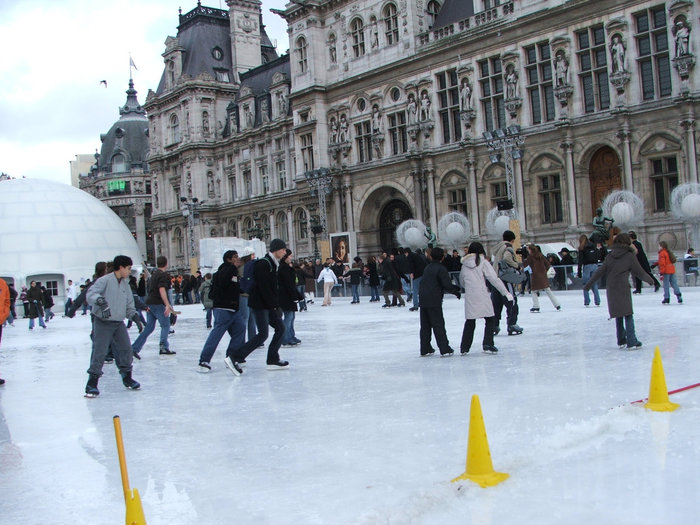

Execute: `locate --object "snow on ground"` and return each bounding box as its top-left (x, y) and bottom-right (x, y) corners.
top-left (1, 287), bottom-right (698, 524)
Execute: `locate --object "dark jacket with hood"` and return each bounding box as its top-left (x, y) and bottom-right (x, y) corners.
top-left (584, 245), bottom-right (653, 318)
top-left (211, 260), bottom-right (240, 311)
top-left (249, 253), bottom-right (279, 310)
top-left (278, 262), bottom-right (303, 312)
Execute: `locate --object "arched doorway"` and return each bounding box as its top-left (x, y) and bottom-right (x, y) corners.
top-left (589, 146), bottom-right (622, 214)
top-left (379, 199), bottom-right (413, 251)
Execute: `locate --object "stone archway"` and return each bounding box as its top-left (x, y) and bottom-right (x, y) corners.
top-left (379, 199), bottom-right (413, 251)
top-left (589, 146), bottom-right (622, 213)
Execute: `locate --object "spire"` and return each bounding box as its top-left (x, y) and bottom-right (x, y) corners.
top-left (119, 79), bottom-right (146, 118)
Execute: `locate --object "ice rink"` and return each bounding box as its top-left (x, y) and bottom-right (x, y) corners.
top-left (1, 287), bottom-right (698, 524)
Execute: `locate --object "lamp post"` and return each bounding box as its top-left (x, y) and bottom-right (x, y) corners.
top-left (483, 126), bottom-right (525, 216)
top-left (309, 214), bottom-right (323, 260)
top-left (180, 197), bottom-right (204, 271)
top-left (247, 212), bottom-right (267, 241)
top-left (303, 168), bottom-right (334, 239)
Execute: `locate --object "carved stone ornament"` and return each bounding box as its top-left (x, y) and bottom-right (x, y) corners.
top-left (504, 97), bottom-right (522, 118)
top-left (609, 71), bottom-right (631, 95)
top-left (673, 54), bottom-right (695, 81)
top-left (554, 84), bottom-right (574, 107)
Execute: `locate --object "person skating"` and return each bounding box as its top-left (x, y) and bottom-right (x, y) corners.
top-left (84, 255), bottom-right (141, 397)
top-left (629, 231), bottom-right (660, 293)
top-left (197, 250), bottom-right (245, 372)
top-left (279, 249), bottom-right (304, 346)
top-left (0, 278), bottom-right (10, 385)
top-left (460, 242), bottom-right (513, 354)
top-left (656, 241), bottom-right (682, 304)
top-left (491, 230), bottom-right (523, 335)
top-left (224, 239), bottom-right (290, 375)
top-left (523, 244), bottom-right (561, 312)
top-left (583, 233), bottom-right (653, 349)
top-left (418, 248), bottom-right (461, 356)
top-left (379, 252), bottom-right (405, 307)
top-left (26, 281), bottom-right (46, 330)
top-left (317, 260), bottom-right (338, 306)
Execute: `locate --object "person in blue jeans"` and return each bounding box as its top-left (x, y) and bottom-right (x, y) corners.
top-left (408, 248), bottom-right (428, 311)
top-left (131, 256), bottom-right (175, 357)
top-left (278, 249), bottom-right (303, 346)
top-left (197, 250), bottom-right (245, 372)
top-left (577, 234), bottom-right (601, 307)
top-left (348, 258), bottom-right (363, 303)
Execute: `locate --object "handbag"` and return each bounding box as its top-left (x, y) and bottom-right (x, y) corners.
top-left (546, 266), bottom-right (556, 279)
top-left (498, 260), bottom-right (526, 284)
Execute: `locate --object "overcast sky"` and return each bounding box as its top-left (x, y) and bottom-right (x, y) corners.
top-left (0, 0), bottom-right (289, 185)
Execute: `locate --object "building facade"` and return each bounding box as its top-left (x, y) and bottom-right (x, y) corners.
top-left (145, 0), bottom-right (699, 270)
top-left (79, 80), bottom-right (154, 264)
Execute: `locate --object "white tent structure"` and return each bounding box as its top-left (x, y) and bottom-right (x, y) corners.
top-left (0, 178), bottom-right (143, 305)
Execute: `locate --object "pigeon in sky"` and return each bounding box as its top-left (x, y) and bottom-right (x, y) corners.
top-left (99, 80), bottom-right (108, 88)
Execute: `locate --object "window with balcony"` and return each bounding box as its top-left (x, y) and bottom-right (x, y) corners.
top-left (437, 69), bottom-right (461, 143)
top-left (635, 5), bottom-right (672, 100)
top-left (479, 57), bottom-right (506, 131)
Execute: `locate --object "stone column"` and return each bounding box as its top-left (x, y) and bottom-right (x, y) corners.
top-left (465, 155), bottom-right (480, 236)
top-left (617, 129), bottom-right (634, 191)
top-left (343, 175), bottom-right (354, 232)
top-left (133, 201), bottom-right (147, 262)
top-left (426, 168), bottom-right (438, 233)
top-left (269, 211), bottom-right (276, 239)
top-left (286, 207), bottom-right (295, 253)
top-left (514, 158), bottom-right (527, 232)
top-left (681, 119), bottom-right (698, 183)
top-left (334, 191), bottom-right (343, 233)
top-left (561, 140), bottom-right (579, 226)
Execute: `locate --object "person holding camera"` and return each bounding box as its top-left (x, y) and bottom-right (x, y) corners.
top-left (490, 230), bottom-right (523, 336)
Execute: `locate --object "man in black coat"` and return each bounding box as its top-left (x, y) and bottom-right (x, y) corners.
top-left (226, 239), bottom-right (290, 374)
top-left (197, 250), bottom-right (245, 372)
top-left (418, 248), bottom-right (461, 356)
top-left (408, 249), bottom-right (428, 311)
top-left (379, 252), bottom-right (405, 307)
top-left (629, 231), bottom-right (660, 293)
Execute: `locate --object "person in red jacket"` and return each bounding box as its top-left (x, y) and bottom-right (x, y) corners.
top-left (656, 241), bottom-right (682, 304)
top-left (0, 278), bottom-right (10, 384)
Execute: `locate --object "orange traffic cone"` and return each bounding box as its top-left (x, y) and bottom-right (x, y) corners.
top-left (451, 395), bottom-right (509, 488)
top-left (644, 347), bottom-right (679, 412)
top-left (113, 416), bottom-right (148, 525)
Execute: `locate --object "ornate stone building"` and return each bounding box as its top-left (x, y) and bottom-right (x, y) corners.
top-left (146, 0), bottom-right (698, 269)
top-left (79, 80), bottom-right (154, 263)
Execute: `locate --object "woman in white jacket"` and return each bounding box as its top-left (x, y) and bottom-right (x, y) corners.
top-left (459, 242), bottom-right (513, 354)
top-left (317, 262), bottom-right (338, 306)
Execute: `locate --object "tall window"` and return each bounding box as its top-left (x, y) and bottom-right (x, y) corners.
top-left (111, 154), bottom-right (127, 173)
top-left (437, 69), bottom-right (461, 143)
top-left (388, 111), bottom-right (408, 155)
top-left (277, 212), bottom-right (289, 242)
top-left (351, 18), bottom-right (365, 57)
top-left (426, 0), bottom-right (441, 29)
top-left (228, 220), bottom-right (238, 237)
top-left (448, 188), bottom-right (468, 215)
top-left (260, 165), bottom-right (269, 195)
top-left (479, 57), bottom-right (506, 131)
top-left (300, 133), bottom-right (314, 171)
top-left (229, 176), bottom-right (237, 201)
top-left (355, 120), bottom-right (373, 162)
top-left (635, 6), bottom-right (672, 100)
top-left (383, 3), bottom-right (399, 45)
top-left (539, 175), bottom-right (563, 224)
top-left (243, 169), bottom-right (252, 198)
top-left (170, 114), bottom-right (180, 144)
top-left (174, 227), bottom-right (184, 255)
top-left (651, 156), bottom-right (678, 211)
top-left (295, 209), bottom-right (308, 240)
top-left (484, 0), bottom-right (501, 7)
top-left (576, 25), bottom-right (610, 113)
top-left (525, 42), bottom-right (555, 124)
top-left (296, 36), bottom-right (308, 73)
top-left (276, 160), bottom-right (287, 191)
top-left (490, 180), bottom-right (508, 206)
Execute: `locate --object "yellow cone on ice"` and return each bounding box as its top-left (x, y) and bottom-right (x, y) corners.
top-left (644, 347), bottom-right (679, 412)
top-left (451, 395), bottom-right (509, 487)
top-left (113, 416), bottom-right (148, 525)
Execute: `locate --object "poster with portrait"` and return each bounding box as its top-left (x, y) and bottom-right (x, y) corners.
top-left (329, 232), bottom-right (355, 263)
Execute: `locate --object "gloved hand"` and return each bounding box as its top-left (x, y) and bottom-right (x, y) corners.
top-left (505, 292), bottom-right (514, 303)
top-left (455, 292), bottom-right (461, 300)
top-left (131, 313), bottom-right (144, 331)
top-left (95, 297), bottom-right (111, 319)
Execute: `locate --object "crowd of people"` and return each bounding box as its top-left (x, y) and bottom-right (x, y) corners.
top-left (0, 229), bottom-right (693, 394)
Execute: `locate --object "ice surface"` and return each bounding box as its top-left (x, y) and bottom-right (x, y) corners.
top-left (1, 288), bottom-right (699, 524)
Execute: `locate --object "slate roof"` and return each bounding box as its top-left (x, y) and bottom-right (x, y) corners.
top-left (431, 0), bottom-right (475, 29)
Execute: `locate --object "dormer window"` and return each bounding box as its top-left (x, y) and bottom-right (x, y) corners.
top-left (112, 154), bottom-right (127, 173)
top-left (212, 47), bottom-right (224, 61)
top-left (296, 36), bottom-right (308, 73)
top-left (214, 69), bottom-right (230, 82)
top-left (426, 0), bottom-right (441, 29)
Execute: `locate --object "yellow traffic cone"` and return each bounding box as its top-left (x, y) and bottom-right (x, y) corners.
top-left (451, 395), bottom-right (509, 488)
top-left (113, 416), bottom-right (148, 525)
top-left (643, 347), bottom-right (679, 412)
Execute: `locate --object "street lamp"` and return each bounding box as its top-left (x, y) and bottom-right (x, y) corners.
top-left (180, 196), bottom-right (204, 269)
top-left (309, 214), bottom-right (323, 260)
top-left (247, 212), bottom-right (267, 240)
top-left (303, 168), bottom-right (334, 238)
top-left (483, 125), bottom-right (525, 214)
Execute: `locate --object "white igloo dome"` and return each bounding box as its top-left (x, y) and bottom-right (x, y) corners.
top-left (0, 178), bottom-right (143, 289)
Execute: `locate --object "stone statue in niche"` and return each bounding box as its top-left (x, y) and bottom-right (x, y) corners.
top-left (277, 92), bottom-right (288, 117)
top-left (459, 79), bottom-right (472, 111)
top-left (186, 172), bottom-right (192, 196)
top-left (610, 35), bottom-right (626, 73)
top-left (202, 113), bottom-right (210, 133)
top-left (261, 100), bottom-right (270, 123)
top-left (153, 179), bottom-right (159, 208)
top-left (207, 173), bottom-right (215, 196)
top-left (329, 38), bottom-right (337, 63)
top-left (371, 105), bottom-right (382, 132)
top-left (505, 65), bottom-right (518, 98)
top-left (406, 93), bottom-right (417, 125)
top-left (329, 117), bottom-right (338, 144)
top-left (370, 20), bottom-right (379, 49)
top-left (418, 91), bottom-right (431, 121)
top-left (244, 104), bottom-right (254, 127)
top-left (338, 114), bottom-right (349, 143)
top-left (554, 51), bottom-right (569, 86)
top-left (673, 18), bottom-right (690, 58)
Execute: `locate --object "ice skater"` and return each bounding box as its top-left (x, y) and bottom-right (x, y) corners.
top-left (418, 247), bottom-right (461, 356)
top-left (0, 277), bottom-right (10, 385)
top-left (655, 241), bottom-right (682, 304)
top-left (524, 244), bottom-right (561, 312)
top-left (84, 255), bottom-right (141, 397)
top-left (583, 233), bottom-right (654, 349)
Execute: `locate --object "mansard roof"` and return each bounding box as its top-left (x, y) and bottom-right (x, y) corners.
top-left (431, 0), bottom-right (476, 30)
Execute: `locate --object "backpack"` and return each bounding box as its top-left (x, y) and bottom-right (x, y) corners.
top-left (498, 260), bottom-right (526, 284)
top-left (240, 258), bottom-right (271, 294)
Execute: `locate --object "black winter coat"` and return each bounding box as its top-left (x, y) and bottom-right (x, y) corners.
top-left (419, 262), bottom-right (460, 308)
top-left (249, 254), bottom-right (279, 310)
top-left (211, 261), bottom-right (240, 311)
top-left (278, 263), bottom-right (303, 312)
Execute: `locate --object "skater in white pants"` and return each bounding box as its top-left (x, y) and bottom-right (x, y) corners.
top-left (524, 244), bottom-right (561, 312)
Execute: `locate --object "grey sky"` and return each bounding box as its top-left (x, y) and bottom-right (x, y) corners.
top-left (0, 0), bottom-right (289, 184)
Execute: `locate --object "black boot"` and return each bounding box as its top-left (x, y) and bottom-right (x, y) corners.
top-left (85, 374), bottom-right (100, 397)
top-left (121, 371), bottom-right (141, 390)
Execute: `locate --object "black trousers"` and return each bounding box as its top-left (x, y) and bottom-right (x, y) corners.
top-left (490, 282), bottom-right (518, 327)
top-left (460, 317), bottom-right (496, 351)
top-left (634, 272), bottom-right (660, 293)
top-left (419, 306), bottom-right (450, 354)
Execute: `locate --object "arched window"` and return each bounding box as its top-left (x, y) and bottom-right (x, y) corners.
top-left (296, 36), bottom-right (308, 73)
top-left (168, 61), bottom-right (175, 85)
top-left (426, 0), bottom-right (441, 29)
top-left (351, 18), bottom-right (366, 57)
top-left (173, 227), bottom-right (184, 256)
top-left (111, 153), bottom-right (127, 173)
top-left (277, 212), bottom-right (289, 243)
top-left (295, 209), bottom-right (308, 240)
top-left (383, 3), bottom-right (399, 45)
top-left (228, 220), bottom-right (238, 237)
top-left (260, 214), bottom-right (270, 243)
top-left (244, 217), bottom-right (253, 239)
top-left (170, 113), bottom-right (180, 144)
